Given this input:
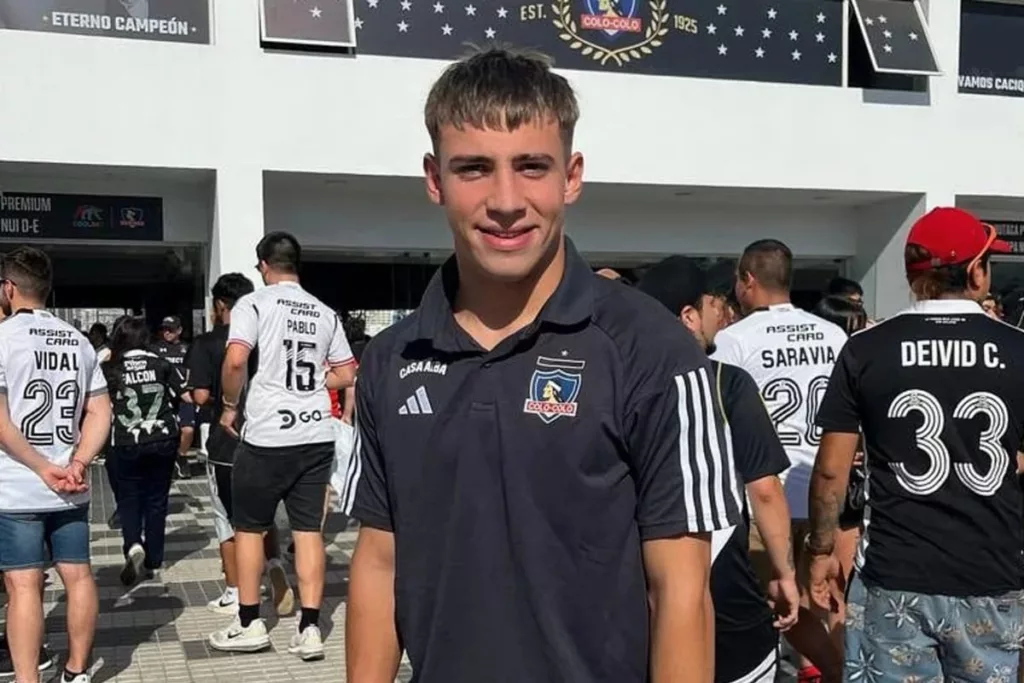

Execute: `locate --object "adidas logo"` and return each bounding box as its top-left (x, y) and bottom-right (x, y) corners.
top-left (398, 386), bottom-right (433, 415)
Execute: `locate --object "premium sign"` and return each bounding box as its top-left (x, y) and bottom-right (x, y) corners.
top-left (353, 0), bottom-right (844, 87)
top-left (0, 192), bottom-right (163, 241)
top-left (0, 0), bottom-right (210, 44)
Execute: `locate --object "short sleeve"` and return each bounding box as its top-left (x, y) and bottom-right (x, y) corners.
top-left (188, 338), bottom-right (216, 390)
top-left (816, 343), bottom-right (861, 434)
top-left (0, 340), bottom-right (7, 395)
top-left (327, 316), bottom-right (355, 367)
top-left (721, 364), bottom-right (790, 483)
top-left (626, 364), bottom-right (743, 539)
top-left (710, 329), bottom-right (744, 367)
top-left (228, 296), bottom-right (258, 349)
top-left (342, 372), bottom-right (393, 531)
top-left (86, 350), bottom-right (108, 397)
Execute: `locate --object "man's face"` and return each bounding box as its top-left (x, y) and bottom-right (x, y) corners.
top-left (424, 119), bottom-right (584, 283)
top-left (847, 292), bottom-right (863, 304)
top-left (161, 327), bottom-right (180, 343)
top-left (680, 295), bottom-right (724, 353)
top-left (734, 271), bottom-right (755, 315)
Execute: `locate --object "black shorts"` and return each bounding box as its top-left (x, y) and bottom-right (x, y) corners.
top-left (177, 403), bottom-right (197, 429)
top-left (715, 621), bottom-right (778, 683)
top-left (231, 441), bottom-right (334, 533)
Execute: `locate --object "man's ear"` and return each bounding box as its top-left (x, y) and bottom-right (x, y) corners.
top-left (424, 153), bottom-right (444, 206)
top-left (679, 304), bottom-right (700, 329)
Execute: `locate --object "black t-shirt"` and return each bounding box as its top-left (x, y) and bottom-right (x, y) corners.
top-left (151, 340), bottom-right (189, 384)
top-left (105, 350), bottom-right (183, 447)
top-left (710, 361), bottom-right (790, 636)
top-left (816, 299), bottom-right (1024, 596)
top-left (343, 242), bottom-right (742, 683)
top-left (187, 324), bottom-right (255, 464)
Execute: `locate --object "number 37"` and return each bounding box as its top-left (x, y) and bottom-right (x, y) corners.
top-left (889, 389), bottom-right (1011, 497)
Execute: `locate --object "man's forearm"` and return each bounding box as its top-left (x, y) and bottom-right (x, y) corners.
top-left (0, 420), bottom-right (52, 474)
top-left (221, 363), bottom-right (245, 406)
top-left (347, 553), bottom-right (401, 682)
top-left (807, 467), bottom-right (848, 555)
top-left (74, 397), bottom-right (112, 466)
top-left (749, 484), bottom-right (794, 578)
top-left (649, 585), bottom-right (712, 683)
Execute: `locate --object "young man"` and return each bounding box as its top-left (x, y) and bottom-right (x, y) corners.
top-left (712, 239), bottom-right (848, 682)
top-left (0, 247), bottom-right (112, 683)
top-left (151, 316), bottom-right (194, 479)
top-left (208, 233), bottom-right (356, 659)
top-left (342, 48), bottom-right (741, 683)
top-left (187, 273), bottom-right (293, 616)
top-left (808, 208), bottom-right (1024, 681)
top-left (637, 256), bottom-right (808, 683)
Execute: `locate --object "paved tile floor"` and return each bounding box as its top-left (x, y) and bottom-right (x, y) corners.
top-left (24, 460), bottom-right (796, 682)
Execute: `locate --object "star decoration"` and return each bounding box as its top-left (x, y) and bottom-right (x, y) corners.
top-left (755, 46), bottom-right (765, 58)
top-left (717, 43), bottom-right (728, 55)
top-left (734, 25), bottom-right (744, 37)
top-left (485, 26), bottom-right (496, 38)
top-left (400, 0), bottom-right (412, 9)
top-left (433, 1), bottom-right (444, 11)
top-left (767, 8), bottom-right (777, 19)
top-left (789, 29), bottom-right (798, 40)
top-left (816, 12), bottom-right (826, 23)
top-left (864, 16), bottom-right (873, 26)
top-left (815, 31), bottom-right (824, 43)
top-left (883, 44), bottom-right (892, 53)
top-left (909, 31), bottom-right (918, 41)
top-left (827, 52), bottom-right (837, 63)
top-left (878, 15), bottom-right (887, 23)
top-left (883, 29), bottom-right (892, 38)
top-left (354, 16), bottom-right (364, 28)
top-left (367, 0), bottom-right (379, 7)
top-left (441, 23), bottom-right (453, 34)
top-left (706, 23), bottom-right (717, 35)
top-left (762, 27), bottom-right (772, 38)
top-left (397, 19), bottom-right (409, 31)
top-left (791, 49), bottom-right (801, 60)
top-left (497, 6), bottom-right (507, 17)
top-left (717, 4), bottom-right (727, 15)
top-left (465, 4), bottom-right (476, 15)
top-left (310, 5), bottom-right (322, 18)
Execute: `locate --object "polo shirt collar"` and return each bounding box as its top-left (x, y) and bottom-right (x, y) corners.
top-left (416, 238), bottom-right (595, 352)
top-left (905, 299), bottom-right (983, 315)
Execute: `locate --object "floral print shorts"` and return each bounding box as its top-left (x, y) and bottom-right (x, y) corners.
top-left (844, 573), bottom-right (1024, 682)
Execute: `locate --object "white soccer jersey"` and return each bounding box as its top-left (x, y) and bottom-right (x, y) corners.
top-left (228, 281), bottom-right (354, 448)
top-left (0, 309), bottom-right (106, 512)
top-left (712, 303), bottom-right (848, 518)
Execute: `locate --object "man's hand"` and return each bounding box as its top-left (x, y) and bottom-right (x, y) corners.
top-left (765, 575), bottom-right (800, 631)
top-left (805, 552), bottom-right (841, 613)
top-left (220, 407), bottom-right (239, 438)
top-left (65, 459), bottom-right (88, 488)
top-left (38, 463), bottom-right (86, 494)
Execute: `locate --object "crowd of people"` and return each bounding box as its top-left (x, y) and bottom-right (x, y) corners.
top-left (0, 45), bottom-right (1023, 683)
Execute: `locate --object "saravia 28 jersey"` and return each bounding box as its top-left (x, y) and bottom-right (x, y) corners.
top-left (712, 303), bottom-right (848, 518)
top-left (228, 282), bottom-right (354, 448)
top-left (817, 299), bottom-right (1024, 596)
top-left (0, 310), bottom-right (106, 512)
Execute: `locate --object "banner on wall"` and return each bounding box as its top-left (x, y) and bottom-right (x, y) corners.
top-left (0, 0), bottom-right (210, 44)
top-left (986, 220), bottom-right (1024, 255)
top-left (959, 0), bottom-right (1024, 97)
top-left (0, 192), bottom-right (164, 241)
top-left (260, 0), bottom-right (357, 49)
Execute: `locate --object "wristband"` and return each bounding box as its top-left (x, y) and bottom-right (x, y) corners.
top-left (803, 536), bottom-right (834, 557)
top-left (222, 400), bottom-right (239, 410)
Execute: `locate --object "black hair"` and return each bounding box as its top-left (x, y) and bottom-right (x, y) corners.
top-left (826, 276), bottom-right (864, 299)
top-left (109, 316), bottom-right (151, 361)
top-left (813, 296), bottom-right (868, 337)
top-left (89, 322), bottom-right (108, 338)
top-left (343, 314), bottom-right (367, 342)
top-left (256, 232), bottom-right (301, 274)
top-left (905, 245), bottom-right (991, 300)
top-left (635, 255), bottom-right (709, 316)
top-left (738, 239), bottom-right (793, 292)
top-left (211, 273), bottom-right (255, 310)
top-left (1, 246), bottom-right (53, 302)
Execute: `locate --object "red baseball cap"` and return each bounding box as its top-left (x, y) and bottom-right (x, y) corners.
top-left (905, 207), bottom-right (1011, 272)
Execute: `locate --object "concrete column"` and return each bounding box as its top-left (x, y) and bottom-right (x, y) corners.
top-left (208, 166), bottom-right (265, 303)
top-left (851, 191), bottom-right (956, 320)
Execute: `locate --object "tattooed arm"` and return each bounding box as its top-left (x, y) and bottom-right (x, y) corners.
top-left (808, 431), bottom-right (859, 554)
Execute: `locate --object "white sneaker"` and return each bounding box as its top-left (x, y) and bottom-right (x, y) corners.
top-left (207, 587), bottom-right (240, 614)
top-left (119, 543), bottom-right (145, 587)
top-left (62, 673), bottom-right (90, 683)
top-left (267, 561), bottom-right (294, 616)
top-left (287, 624), bottom-right (325, 661)
top-left (208, 617), bottom-right (271, 653)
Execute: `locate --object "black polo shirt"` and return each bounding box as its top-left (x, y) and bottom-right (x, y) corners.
top-left (816, 299), bottom-right (1024, 596)
top-left (344, 241), bottom-right (742, 683)
top-left (709, 361), bottom-right (789, 682)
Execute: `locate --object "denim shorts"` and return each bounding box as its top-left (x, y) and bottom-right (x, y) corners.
top-left (844, 571), bottom-right (1024, 682)
top-left (0, 505), bottom-right (90, 571)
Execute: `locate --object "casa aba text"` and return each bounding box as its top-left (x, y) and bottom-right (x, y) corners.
top-left (355, 0), bottom-right (843, 86)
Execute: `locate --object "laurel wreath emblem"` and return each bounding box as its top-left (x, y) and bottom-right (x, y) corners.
top-left (552, 0), bottom-right (669, 66)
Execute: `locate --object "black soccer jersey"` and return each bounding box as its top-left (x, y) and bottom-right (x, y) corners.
top-left (187, 324), bottom-right (254, 464)
top-left (151, 340), bottom-right (189, 384)
top-left (105, 349), bottom-right (183, 447)
top-left (816, 299), bottom-right (1024, 596)
top-left (709, 361), bottom-right (789, 682)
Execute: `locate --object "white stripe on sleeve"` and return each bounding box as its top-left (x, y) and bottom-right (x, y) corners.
top-left (674, 374), bottom-right (699, 526)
